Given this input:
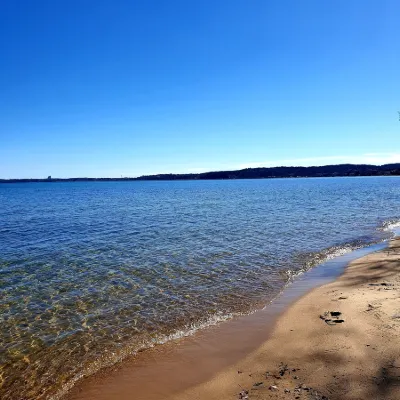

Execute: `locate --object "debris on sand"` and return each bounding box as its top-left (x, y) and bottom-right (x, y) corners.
top-left (320, 311), bottom-right (344, 325)
top-left (279, 362), bottom-right (289, 376)
top-left (369, 282), bottom-right (394, 287)
top-left (330, 311), bottom-right (342, 317)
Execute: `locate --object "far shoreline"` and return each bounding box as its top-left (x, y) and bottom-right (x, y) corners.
top-left (1, 163), bottom-right (400, 183)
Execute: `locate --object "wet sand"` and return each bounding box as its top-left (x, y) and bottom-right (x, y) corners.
top-left (173, 237), bottom-right (400, 400)
top-left (63, 239), bottom-right (399, 400)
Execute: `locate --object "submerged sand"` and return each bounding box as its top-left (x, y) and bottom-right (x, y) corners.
top-left (173, 237), bottom-right (400, 400)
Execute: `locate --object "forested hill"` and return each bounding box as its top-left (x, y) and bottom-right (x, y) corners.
top-left (135, 163), bottom-right (400, 181)
top-left (1, 163), bottom-right (400, 183)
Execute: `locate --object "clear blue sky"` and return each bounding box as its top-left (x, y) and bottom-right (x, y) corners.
top-left (1, 1), bottom-right (399, 178)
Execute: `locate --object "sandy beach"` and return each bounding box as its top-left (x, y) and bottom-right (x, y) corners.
top-left (172, 237), bottom-right (400, 400)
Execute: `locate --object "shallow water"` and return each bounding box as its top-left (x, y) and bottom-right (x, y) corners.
top-left (0, 177), bottom-right (399, 399)
top-left (65, 241), bottom-right (390, 400)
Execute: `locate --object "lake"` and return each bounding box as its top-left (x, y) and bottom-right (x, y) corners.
top-left (0, 177), bottom-right (399, 399)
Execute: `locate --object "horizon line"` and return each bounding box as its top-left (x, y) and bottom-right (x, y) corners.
top-left (1, 162), bottom-right (400, 181)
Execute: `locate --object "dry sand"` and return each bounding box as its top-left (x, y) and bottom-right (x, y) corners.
top-left (172, 237), bottom-right (400, 400)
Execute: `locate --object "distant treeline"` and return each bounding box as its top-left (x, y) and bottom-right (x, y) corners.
top-left (135, 163), bottom-right (400, 180)
top-left (1, 163), bottom-right (400, 183)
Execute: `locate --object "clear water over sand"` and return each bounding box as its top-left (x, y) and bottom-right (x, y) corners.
top-left (0, 177), bottom-right (399, 399)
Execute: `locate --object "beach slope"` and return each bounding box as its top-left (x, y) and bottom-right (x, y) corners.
top-left (173, 238), bottom-right (400, 400)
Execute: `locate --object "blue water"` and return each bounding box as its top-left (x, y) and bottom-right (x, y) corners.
top-left (0, 177), bottom-right (399, 399)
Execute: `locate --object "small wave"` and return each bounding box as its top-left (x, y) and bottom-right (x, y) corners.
top-left (264, 239), bottom-right (382, 309)
top-left (380, 218), bottom-right (400, 232)
top-left (283, 241), bottom-right (366, 284)
top-left (156, 312), bottom-right (236, 343)
top-left (285, 217), bottom-right (400, 283)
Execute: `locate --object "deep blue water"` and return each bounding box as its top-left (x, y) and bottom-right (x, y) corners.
top-left (0, 177), bottom-right (399, 399)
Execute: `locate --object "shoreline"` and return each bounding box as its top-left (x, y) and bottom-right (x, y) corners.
top-left (173, 236), bottom-right (400, 400)
top-left (63, 239), bottom-right (398, 400)
top-left (1, 164), bottom-right (400, 183)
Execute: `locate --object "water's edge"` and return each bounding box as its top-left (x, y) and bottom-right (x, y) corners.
top-left (61, 229), bottom-right (398, 400)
